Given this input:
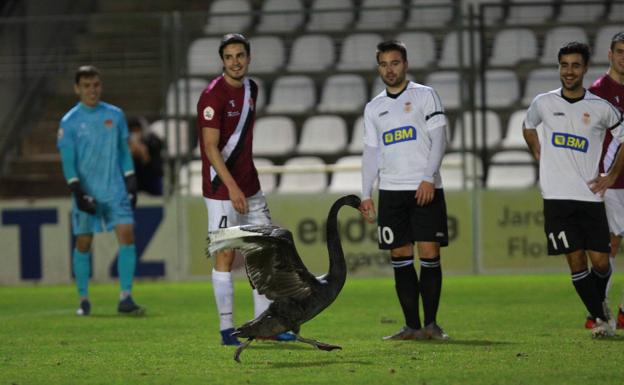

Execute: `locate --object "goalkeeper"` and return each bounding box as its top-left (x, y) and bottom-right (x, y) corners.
top-left (57, 65), bottom-right (145, 316)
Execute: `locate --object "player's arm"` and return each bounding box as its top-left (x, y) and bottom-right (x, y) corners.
top-left (589, 107), bottom-right (624, 195)
top-left (202, 126), bottom-right (248, 214)
top-left (118, 117), bottom-right (137, 208)
top-left (58, 131), bottom-right (97, 214)
top-left (359, 105), bottom-right (379, 223)
top-left (522, 124), bottom-right (540, 162)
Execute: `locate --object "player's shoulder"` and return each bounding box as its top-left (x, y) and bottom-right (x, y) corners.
top-left (61, 103), bottom-right (81, 124)
top-left (530, 89), bottom-right (560, 105)
top-left (99, 101), bottom-right (124, 115)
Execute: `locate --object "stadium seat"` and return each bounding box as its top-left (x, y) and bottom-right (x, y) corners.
top-left (438, 30), bottom-right (481, 68)
top-left (287, 34), bottom-right (335, 72)
top-left (306, 0), bottom-right (354, 32)
top-left (522, 68), bottom-right (560, 106)
top-left (594, 26), bottom-right (624, 64)
top-left (187, 38), bottom-right (222, 76)
top-left (150, 119), bottom-right (191, 157)
top-left (337, 33), bottom-right (383, 71)
top-left (355, 0), bottom-right (403, 30)
top-left (166, 78), bottom-right (207, 116)
top-left (297, 115), bottom-right (348, 155)
top-left (451, 110), bottom-right (502, 151)
top-left (425, 71), bottom-right (462, 110)
top-left (277, 156), bottom-right (328, 193)
top-left (370, 73), bottom-right (416, 98)
top-left (585, 67), bottom-right (609, 88)
top-left (253, 158), bottom-right (277, 193)
top-left (557, 0), bottom-right (605, 23)
top-left (317, 74), bottom-right (367, 113)
top-left (486, 150), bottom-right (536, 189)
top-left (256, 0), bottom-right (304, 33)
top-left (441, 152), bottom-right (483, 190)
top-left (249, 77), bottom-right (266, 112)
top-left (328, 155), bottom-right (362, 193)
top-left (253, 116), bottom-right (296, 156)
top-left (248, 36), bottom-right (285, 74)
top-left (179, 160), bottom-right (203, 196)
top-left (489, 28), bottom-right (538, 66)
top-left (395, 32), bottom-right (436, 69)
top-left (203, 0), bottom-right (252, 34)
top-left (506, 0), bottom-right (553, 25)
top-left (348, 116), bottom-right (364, 154)
top-left (501, 109), bottom-right (529, 150)
top-left (540, 27), bottom-right (589, 65)
top-left (475, 70), bottom-right (520, 108)
top-left (462, 0), bottom-right (504, 25)
top-left (265, 75), bottom-right (316, 114)
top-left (609, 2), bottom-right (624, 21)
top-left (406, 0), bottom-right (454, 28)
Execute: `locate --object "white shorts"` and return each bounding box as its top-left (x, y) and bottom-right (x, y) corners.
top-left (604, 188), bottom-right (624, 236)
top-left (204, 190), bottom-right (271, 232)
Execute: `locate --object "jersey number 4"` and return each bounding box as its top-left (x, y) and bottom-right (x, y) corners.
top-left (548, 231), bottom-right (569, 250)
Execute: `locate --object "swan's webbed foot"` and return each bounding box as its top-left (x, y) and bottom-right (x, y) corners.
top-left (296, 335), bottom-right (342, 351)
top-left (234, 338), bottom-right (254, 363)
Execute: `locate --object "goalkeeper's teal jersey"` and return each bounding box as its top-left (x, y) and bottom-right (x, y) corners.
top-left (57, 101), bottom-right (129, 202)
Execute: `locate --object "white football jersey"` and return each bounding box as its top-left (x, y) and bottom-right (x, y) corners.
top-left (524, 88), bottom-right (624, 202)
top-left (363, 81), bottom-right (447, 190)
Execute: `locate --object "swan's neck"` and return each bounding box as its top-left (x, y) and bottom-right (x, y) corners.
top-left (326, 199), bottom-right (347, 291)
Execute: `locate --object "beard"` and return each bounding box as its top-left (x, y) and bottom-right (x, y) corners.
top-left (560, 77), bottom-right (583, 92)
top-left (382, 73), bottom-right (405, 88)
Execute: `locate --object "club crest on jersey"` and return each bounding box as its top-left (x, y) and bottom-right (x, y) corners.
top-left (582, 112), bottom-right (590, 125)
top-left (203, 106), bottom-right (215, 120)
top-left (383, 126), bottom-right (416, 145)
top-left (552, 132), bottom-right (588, 153)
top-left (104, 119), bottom-right (113, 129)
top-left (404, 102), bottom-right (412, 113)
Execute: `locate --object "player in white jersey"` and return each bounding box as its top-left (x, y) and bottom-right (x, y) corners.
top-left (360, 40), bottom-right (449, 341)
top-left (523, 42), bottom-right (624, 338)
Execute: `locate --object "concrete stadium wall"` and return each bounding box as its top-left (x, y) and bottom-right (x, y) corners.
top-left (1, 189), bottom-right (599, 285)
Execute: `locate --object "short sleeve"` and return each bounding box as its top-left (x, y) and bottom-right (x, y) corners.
top-left (424, 88), bottom-right (447, 131)
top-left (524, 96), bottom-right (542, 129)
top-left (197, 88), bottom-right (223, 130)
top-left (362, 104), bottom-right (378, 148)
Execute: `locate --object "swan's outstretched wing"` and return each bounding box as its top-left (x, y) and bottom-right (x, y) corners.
top-left (208, 225), bottom-right (318, 300)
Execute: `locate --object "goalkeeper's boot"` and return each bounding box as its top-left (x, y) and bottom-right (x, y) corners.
top-left (382, 326), bottom-right (427, 341)
top-left (220, 328), bottom-right (242, 346)
top-left (76, 299), bottom-right (91, 316)
top-left (584, 315), bottom-right (596, 329)
top-left (117, 296), bottom-right (146, 316)
top-left (591, 318), bottom-right (615, 338)
top-left (424, 322), bottom-right (450, 341)
top-left (617, 306), bottom-right (624, 329)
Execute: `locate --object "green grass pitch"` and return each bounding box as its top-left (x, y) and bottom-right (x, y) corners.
top-left (1, 274), bottom-right (624, 385)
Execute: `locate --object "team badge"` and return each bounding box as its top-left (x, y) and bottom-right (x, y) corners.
top-left (404, 102), bottom-right (412, 113)
top-left (203, 106), bottom-right (215, 120)
top-left (582, 112), bottom-right (590, 125)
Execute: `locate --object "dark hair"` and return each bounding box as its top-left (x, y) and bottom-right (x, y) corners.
top-left (219, 33), bottom-right (250, 59)
top-left (376, 40), bottom-right (407, 63)
top-left (610, 31), bottom-right (624, 51)
top-left (557, 42), bottom-right (591, 65)
top-left (75, 65), bottom-right (100, 84)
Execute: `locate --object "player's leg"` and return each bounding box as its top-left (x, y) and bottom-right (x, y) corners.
top-left (378, 190), bottom-right (425, 340)
top-left (600, 189), bottom-right (624, 327)
top-left (114, 223), bottom-right (145, 315)
top-left (206, 197), bottom-right (241, 345)
top-left (71, 207), bottom-right (96, 316)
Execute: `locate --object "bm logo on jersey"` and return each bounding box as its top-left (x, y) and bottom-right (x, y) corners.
top-left (552, 132), bottom-right (588, 153)
top-left (383, 126), bottom-right (416, 145)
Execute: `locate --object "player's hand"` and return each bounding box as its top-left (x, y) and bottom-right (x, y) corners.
top-left (588, 173), bottom-right (614, 197)
top-left (69, 181), bottom-right (97, 214)
top-left (359, 198), bottom-right (376, 223)
top-left (125, 174), bottom-right (138, 209)
top-left (229, 185), bottom-right (248, 214)
top-left (415, 181), bottom-right (435, 206)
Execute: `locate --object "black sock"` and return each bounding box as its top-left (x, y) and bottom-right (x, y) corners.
top-left (420, 256), bottom-right (442, 326)
top-left (591, 265), bottom-right (612, 303)
top-left (391, 256), bottom-right (421, 329)
top-left (572, 269), bottom-right (606, 320)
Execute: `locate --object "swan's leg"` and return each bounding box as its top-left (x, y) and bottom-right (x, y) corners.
top-left (295, 335), bottom-right (342, 351)
top-left (234, 338), bottom-right (254, 363)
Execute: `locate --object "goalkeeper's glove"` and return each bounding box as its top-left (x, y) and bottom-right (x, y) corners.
top-left (125, 174), bottom-right (138, 209)
top-left (69, 181), bottom-right (97, 214)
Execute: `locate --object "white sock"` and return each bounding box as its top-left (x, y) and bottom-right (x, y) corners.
top-left (212, 269), bottom-right (234, 331)
top-left (606, 256), bottom-right (615, 298)
top-left (253, 288), bottom-right (271, 318)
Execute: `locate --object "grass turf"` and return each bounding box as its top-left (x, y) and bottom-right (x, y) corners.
top-left (1, 274), bottom-right (623, 385)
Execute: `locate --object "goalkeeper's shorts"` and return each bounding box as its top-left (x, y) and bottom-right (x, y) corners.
top-left (71, 194), bottom-right (133, 235)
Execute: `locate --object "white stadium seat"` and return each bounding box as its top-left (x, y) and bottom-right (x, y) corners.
top-left (329, 155), bottom-right (362, 193)
top-left (253, 158), bottom-right (276, 193)
top-left (594, 26), bottom-right (624, 65)
top-left (406, 0), bottom-right (454, 28)
top-left (256, 0), bottom-right (304, 33)
top-left (187, 38), bottom-right (222, 76)
top-left (278, 156), bottom-right (328, 193)
top-left (438, 31), bottom-right (481, 68)
top-left (265, 75), bottom-right (316, 114)
top-left (248, 36), bottom-right (285, 74)
top-left (451, 110), bottom-right (502, 151)
top-left (348, 116), bottom-right (364, 154)
top-left (507, 0), bottom-right (553, 25)
top-left (475, 70), bottom-right (520, 108)
top-left (307, 0), bottom-right (354, 32)
top-left (486, 150), bottom-right (536, 189)
top-left (501, 109), bottom-right (529, 150)
top-left (395, 32), bottom-right (436, 69)
top-left (317, 74), bottom-right (367, 113)
top-left (166, 78), bottom-right (207, 116)
top-left (441, 152), bottom-right (483, 190)
top-left (355, 0), bottom-right (403, 31)
top-left (425, 71), bottom-right (461, 110)
top-left (540, 27), bottom-right (589, 65)
top-left (150, 119), bottom-right (190, 156)
top-left (557, 0), bottom-right (605, 23)
top-left (522, 69), bottom-right (560, 106)
top-left (489, 28), bottom-right (537, 66)
top-left (253, 116), bottom-right (296, 156)
top-left (297, 115), bottom-right (347, 155)
top-left (337, 33), bottom-right (383, 71)
top-left (287, 34), bottom-right (335, 72)
top-left (204, 0), bottom-right (252, 34)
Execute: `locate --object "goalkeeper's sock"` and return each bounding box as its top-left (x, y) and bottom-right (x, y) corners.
top-left (591, 264), bottom-right (612, 303)
top-left (252, 289), bottom-right (271, 318)
top-left (391, 256), bottom-right (422, 330)
top-left (420, 256), bottom-right (442, 326)
top-left (572, 269), bottom-right (606, 320)
top-left (212, 269), bottom-right (234, 331)
top-left (72, 249), bottom-right (91, 298)
top-left (118, 244), bottom-right (137, 293)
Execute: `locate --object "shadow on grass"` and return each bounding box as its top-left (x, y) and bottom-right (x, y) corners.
top-left (266, 359), bottom-right (372, 369)
top-left (428, 339), bottom-right (512, 346)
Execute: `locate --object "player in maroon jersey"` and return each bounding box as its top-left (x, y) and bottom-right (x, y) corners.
top-left (587, 31), bottom-right (624, 329)
top-left (196, 33), bottom-right (295, 345)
